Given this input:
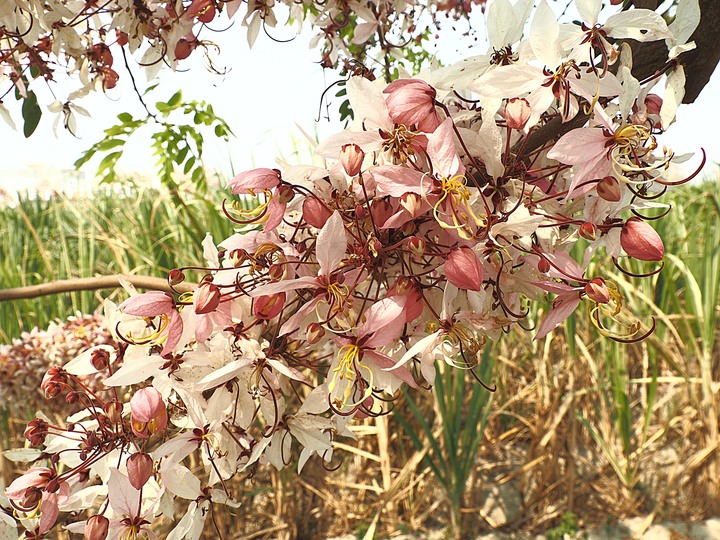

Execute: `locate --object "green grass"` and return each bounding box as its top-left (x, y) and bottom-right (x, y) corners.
top-left (0, 180), bottom-right (235, 341)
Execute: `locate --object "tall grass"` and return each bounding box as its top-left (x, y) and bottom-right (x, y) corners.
top-left (0, 181), bottom-right (234, 341)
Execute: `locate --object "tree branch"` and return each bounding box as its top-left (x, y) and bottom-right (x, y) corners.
top-left (630, 0), bottom-right (720, 103)
top-left (0, 275), bottom-right (196, 302)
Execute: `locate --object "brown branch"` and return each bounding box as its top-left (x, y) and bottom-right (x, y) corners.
top-left (0, 275), bottom-right (196, 301)
top-left (629, 0), bottom-right (720, 103)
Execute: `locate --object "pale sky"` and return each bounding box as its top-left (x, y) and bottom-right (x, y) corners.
top-left (0, 5), bottom-right (717, 195)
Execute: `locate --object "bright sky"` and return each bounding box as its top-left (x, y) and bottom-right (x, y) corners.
top-left (0, 4), bottom-right (717, 195)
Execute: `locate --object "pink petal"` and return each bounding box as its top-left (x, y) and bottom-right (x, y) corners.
top-left (227, 168), bottom-right (280, 194)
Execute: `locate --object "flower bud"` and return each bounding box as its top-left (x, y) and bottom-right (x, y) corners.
top-left (195, 281), bottom-right (221, 315)
top-left (84, 515), bottom-right (110, 540)
top-left (579, 221), bottom-right (598, 241)
top-left (253, 293), bottom-right (286, 320)
top-left (127, 453), bottom-right (154, 490)
top-left (103, 400), bottom-right (123, 424)
top-left (90, 348), bottom-right (111, 371)
top-left (505, 98), bottom-right (531, 130)
top-left (537, 258), bottom-right (551, 273)
top-left (585, 278), bottom-right (610, 304)
top-left (340, 144), bottom-right (364, 177)
top-left (620, 218), bottom-right (664, 261)
top-left (445, 247), bottom-right (485, 291)
top-left (355, 204), bottom-right (367, 219)
top-left (400, 192), bottom-right (422, 217)
top-left (302, 197), bottom-right (332, 229)
top-left (383, 78), bottom-right (441, 132)
top-left (645, 94), bottom-right (662, 116)
top-left (597, 176), bottom-right (622, 202)
top-left (305, 322), bottom-right (325, 344)
top-left (168, 269), bottom-right (185, 286)
top-left (130, 387), bottom-right (168, 438)
top-left (229, 249), bottom-right (248, 267)
top-left (276, 184), bottom-right (295, 205)
top-left (24, 418), bottom-right (49, 447)
top-left (406, 236), bottom-right (425, 258)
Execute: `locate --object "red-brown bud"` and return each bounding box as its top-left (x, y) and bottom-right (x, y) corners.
top-left (406, 236), bottom-right (425, 257)
top-left (400, 192), bottom-right (423, 217)
top-left (305, 322), bottom-right (325, 345)
top-left (127, 452), bottom-right (154, 490)
top-left (537, 258), bottom-right (551, 274)
top-left (84, 515), bottom-right (110, 540)
top-left (597, 176), bottom-right (622, 202)
top-left (620, 218), bottom-right (664, 261)
top-left (340, 144), bottom-right (364, 177)
top-left (253, 293), bottom-right (286, 320)
top-left (103, 400), bottom-right (123, 424)
top-left (276, 184), bottom-right (295, 205)
top-left (302, 197), bottom-right (332, 228)
top-left (445, 247), bottom-right (485, 291)
top-left (579, 221), bottom-right (598, 241)
top-left (195, 281), bottom-right (221, 314)
top-left (168, 269), bottom-right (186, 286)
top-left (645, 94), bottom-right (662, 116)
top-left (585, 278), bottom-right (610, 304)
top-left (90, 348), bottom-right (111, 371)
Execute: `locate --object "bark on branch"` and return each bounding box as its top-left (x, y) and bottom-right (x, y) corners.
top-left (0, 275), bottom-right (196, 302)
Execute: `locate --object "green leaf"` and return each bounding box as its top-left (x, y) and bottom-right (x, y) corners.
top-left (183, 156), bottom-right (196, 175)
top-left (167, 90), bottom-right (183, 108)
top-left (117, 112), bottom-right (133, 123)
top-left (21, 91), bottom-right (42, 138)
top-left (96, 139), bottom-right (125, 152)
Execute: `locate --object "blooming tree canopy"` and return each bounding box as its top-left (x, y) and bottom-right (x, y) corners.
top-left (2, 0), bottom-right (714, 539)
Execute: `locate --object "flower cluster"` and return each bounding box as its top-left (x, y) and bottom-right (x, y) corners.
top-left (5, 1), bottom-right (704, 538)
top-left (0, 313), bottom-right (115, 416)
top-left (0, 0), bottom-right (478, 126)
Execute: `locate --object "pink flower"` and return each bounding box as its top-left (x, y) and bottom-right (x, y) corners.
top-left (120, 291), bottom-right (183, 356)
top-left (130, 387), bottom-right (168, 438)
top-left (383, 79), bottom-right (441, 133)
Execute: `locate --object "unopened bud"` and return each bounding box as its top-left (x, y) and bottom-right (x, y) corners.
top-left (585, 277), bottom-right (610, 304)
top-left (400, 192), bottom-right (422, 217)
top-left (620, 217), bottom-right (664, 261)
top-left (229, 249), bottom-right (248, 267)
top-left (127, 452), bottom-right (154, 490)
top-left (355, 204), bottom-right (367, 219)
top-left (84, 515), bottom-right (110, 540)
top-left (407, 236), bottom-right (425, 257)
top-left (276, 184), bottom-right (295, 205)
top-left (305, 322), bottom-right (325, 344)
top-left (340, 144), bottom-right (364, 176)
top-left (195, 281), bottom-right (221, 315)
top-left (537, 258), bottom-right (551, 273)
top-left (103, 400), bottom-right (123, 424)
top-left (168, 269), bottom-right (185, 286)
top-left (505, 97), bottom-right (532, 130)
top-left (645, 94), bottom-right (662, 116)
top-left (302, 197), bottom-right (332, 228)
top-left (253, 292), bottom-right (286, 320)
top-left (445, 247), bottom-right (485, 291)
top-left (597, 176), bottom-right (622, 202)
top-left (579, 221), bottom-right (598, 241)
top-left (90, 348), bottom-right (111, 370)
top-left (267, 263), bottom-right (284, 281)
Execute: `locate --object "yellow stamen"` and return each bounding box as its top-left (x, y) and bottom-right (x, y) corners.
top-left (430, 174), bottom-right (486, 240)
top-left (328, 344), bottom-right (373, 409)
